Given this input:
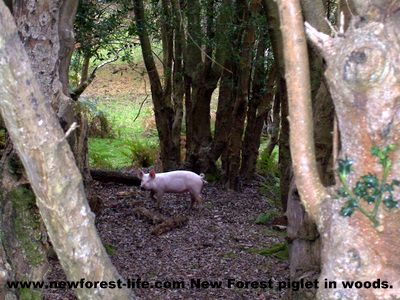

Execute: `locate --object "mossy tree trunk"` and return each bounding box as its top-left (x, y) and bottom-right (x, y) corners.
top-left (0, 2), bottom-right (135, 299)
top-left (0, 0), bottom-right (98, 298)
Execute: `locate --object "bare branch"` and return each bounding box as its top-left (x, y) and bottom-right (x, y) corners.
top-left (71, 47), bottom-right (125, 100)
top-left (61, 122), bottom-right (79, 141)
top-left (133, 94), bottom-right (149, 122)
top-left (304, 21), bottom-right (334, 56)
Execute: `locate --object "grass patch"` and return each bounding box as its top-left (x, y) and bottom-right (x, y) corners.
top-left (89, 137), bottom-right (132, 169)
top-left (246, 243), bottom-right (288, 260)
top-left (254, 210), bottom-right (280, 225)
top-left (104, 243), bottom-right (115, 255)
top-left (83, 93), bottom-right (160, 169)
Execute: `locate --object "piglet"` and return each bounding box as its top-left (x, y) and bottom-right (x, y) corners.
top-left (137, 169), bottom-right (206, 209)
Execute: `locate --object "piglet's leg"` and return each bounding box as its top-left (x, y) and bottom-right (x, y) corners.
top-left (189, 195), bottom-right (195, 209)
top-left (190, 193), bottom-right (203, 210)
top-left (156, 194), bottom-right (163, 209)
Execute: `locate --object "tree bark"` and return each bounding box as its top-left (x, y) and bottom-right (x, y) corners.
top-left (225, 0), bottom-right (259, 190)
top-left (1, 1), bottom-right (82, 298)
top-left (183, 0), bottom-right (227, 174)
top-left (133, 0), bottom-right (181, 171)
top-left (0, 4), bottom-right (136, 298)
top-left (263, 0), bottom-right (291, 211)
top-left (283, 1), bottom-right (335, 299)
top-left (280, 0), bottom-right (400, 298)
top-left (240, 48), bottom-right (276, 181)
top-left (0, 141), bottom-right (49, 299)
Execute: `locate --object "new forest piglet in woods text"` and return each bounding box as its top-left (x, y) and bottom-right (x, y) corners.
top-left (137, 169), bottom-right (207, 209)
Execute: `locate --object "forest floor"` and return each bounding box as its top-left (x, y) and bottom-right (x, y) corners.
top-left (43, 61), bottom-right (289, 299)
top-left (43, 178), bottom-right (289, 300)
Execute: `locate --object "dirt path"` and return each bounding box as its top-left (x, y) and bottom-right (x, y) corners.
top-left (44, 180), bottom-right (289, 299)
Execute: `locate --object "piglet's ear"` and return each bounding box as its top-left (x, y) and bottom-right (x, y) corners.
top-left (149, 169), bottom-right (156, 179)
top-left (137, 169), bottom-right (144, 179)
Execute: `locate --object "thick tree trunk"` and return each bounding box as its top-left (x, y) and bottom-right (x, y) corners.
top-left (12, 0), bottom-right (95, 205)
top-left (225, 0), bottom-right (259, 190)
top-left (280, 0), bottom-right (400, 298)
top-left (1, 1), bottom-right (81, 298)
top-left (0, 141), bottom-right (49, 299)
top-left (307, 3), bottom-right (400, 297)
top-left (133, 0), bottom-right (181, 171)
top-left (240, 44), bottom-right (276, 181)
top-left (182, 0), bottom-right (226, 174)
top-left (211, 65), bottom-right (235, 174)
top-left (264, 0), bottom-right (291, 211)
top-left (283, 1), bottom-right (335, 299)
top-left (0, 3), bottom-right (136, 299)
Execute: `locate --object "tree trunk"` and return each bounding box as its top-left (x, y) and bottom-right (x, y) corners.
top-left (12, 0), bottom-right (95, 205)
top-left (0, 141), bottom-right (49, 299)
top-left (182, 0), bottom-right (227, 174)
top-left (280, 0), bottom-right (400, 298)
top-left (133, 0), bottom-right (181, 171)
top-left (0, 2), bottom-right (136, 299)
top-left (171, 0), bottom-right (184, 165)
top-left (264, 0), bottom-right (291, 211)
top-left (1, 1), bottom-right (81, 298)
top-left (211, 64), bottom-right (235, 175)
top-left (264, 85), bottom-right (280, 157)
top-left (310, 3), bottom-right (400, 297)
top-left (211, 0), bottom-right (243, 177)
top-left (278, 78), bottom-right (291, 212)
top-left (225, 0), bottom-right (259, 190)
top-left (283, 1), bottom-right (335, 299)
top-left (240, 40), bottom-right (276, 181)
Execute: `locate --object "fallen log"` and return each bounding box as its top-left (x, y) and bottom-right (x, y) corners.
top-left (90, 169), bottom-right (140, 186)
top-left (132, 207), bottom-right (165, 224)
top-left (150, 215), bottom-right (189, 235)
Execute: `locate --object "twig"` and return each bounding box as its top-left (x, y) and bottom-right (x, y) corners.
top-left (133, 95), bottom-right (149, 122)
top-left (61, 122), bottom-right (79, 141)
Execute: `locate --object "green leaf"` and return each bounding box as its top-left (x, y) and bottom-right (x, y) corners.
top-left (393, 179), bottom-right (400, 187)
top-left (383, 144), bottom-right (395, 153)
top-left (364, 194), bottom-right (378, 204)
top-left (361, 173), bottom-right (379, 188)
top-left (337, 157), bottom-right (353, 175)
top-left (381, 183), bottom-right (394, 193)
top-left (337, 187), bottom-right (350, 199)
top-left (370, 146), bottom-right (381, 157)
top-left (353, 182), bottom-right (367, 199)
top-left (340, 200), bottom-right (358, 217)
top-left (383, 195), bottom-right (398, 209)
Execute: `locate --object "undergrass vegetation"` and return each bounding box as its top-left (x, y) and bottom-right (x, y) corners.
top-left (245, 243), bottom-right (288, 260)
top-left (82, 91), bottom-right (160, 169)
top-left (257, 146), bottom-right (281, 205)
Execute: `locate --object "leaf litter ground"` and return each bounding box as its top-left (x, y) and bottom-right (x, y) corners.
top-left (44, 179), bottom-right (289, 299)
